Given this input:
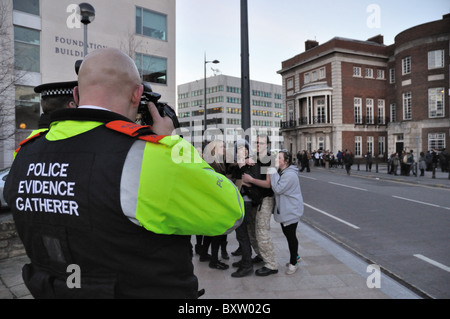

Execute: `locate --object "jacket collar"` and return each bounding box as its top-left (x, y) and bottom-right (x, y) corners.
top-left (50, 108), bottom-right (133, 125)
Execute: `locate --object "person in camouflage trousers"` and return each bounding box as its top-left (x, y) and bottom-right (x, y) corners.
top-left (243, 136), bottom-right (278, 276)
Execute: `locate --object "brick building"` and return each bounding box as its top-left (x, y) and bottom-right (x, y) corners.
top-left (278, 14), bottom-right (450, 159)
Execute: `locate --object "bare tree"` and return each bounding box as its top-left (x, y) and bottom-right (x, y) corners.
top-left (0, 0), bottom-right (15, 140)
top-left (0, 0), bottom-right (19, 167)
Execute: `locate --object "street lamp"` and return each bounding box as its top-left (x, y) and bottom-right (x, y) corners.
top-left (204, 55), bottom-right (220, 132)
top-left (78, 3), bottom-right (95, 57)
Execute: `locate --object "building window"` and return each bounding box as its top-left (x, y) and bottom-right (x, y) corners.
top-left (13, 0), bottom-right (39, 15)
top-left (428, 50), bottom-right (444, 69)
top-left (402, 56), bottom-right (411, 75)
top-left (367, 136), bottom-right (374, 155)
top-left (306, 136), bottom-right (312, 154)
top-left (316, 98), bottom-right (325, 123)
top-left (227, 97), bottom-right (241, 104)
top-left (354, 98), bottom-right (362, 124)
top-left (378, 136), bottom-right (386, 157)
top-left (389, 68), bottom-right (395, 84)
top-left (428, 88), bottom-right (445, 118)
top-left (366, 98), bottom-right (374, 124)
top-left (14, 26), bottom-right (40, 73)
top-left (402, 92), bottom-right (412, 120)
top-left (226, 107), bottom-right (241, 114)
top-left (15, 85), bottom-right (40, 130)
top-left (365, 68), bottom-right (373, 78)
top-left (376, 69), bottom-right (385, 80)
top-left (355, 136), bottom-right (362, 157)
top-left (136, 7), bottom-right (167, 41)
top-left (377, 99), bottom-right (385, 124)
top-left (178, 112), bottom-right (191, 118)
top-left (227, 86), bottom-right (241, 94)
top-left (353, 67), bottom-right (362, 77)
top-left (304, 73), bottom-right (310, 84)
top-left (428, 133), bottom-right (445, 150)
top-left (288, 101), bottom-right (294, 121)
top-left (287, 78), bottom-right (294, 89)
top-left (390, 103), bottom-right (396, 122)
top-left (135, 53), bottom-right (167, 84)
top-left (319, 67), bottom-right (326, 79)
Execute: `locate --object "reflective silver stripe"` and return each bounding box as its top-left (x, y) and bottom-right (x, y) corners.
top-left (121, 140), bottom-right (146, 225)
top-left (223, 181), bottom-right (245, 234)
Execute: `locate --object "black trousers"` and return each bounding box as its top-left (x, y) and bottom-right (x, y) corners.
top-left (235, 201), bottom-right (253, 268)
top-left (281, 222), bottom-right (299, 265)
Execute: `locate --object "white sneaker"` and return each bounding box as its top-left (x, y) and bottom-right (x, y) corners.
top-left (286, 263), bottom-right (298, 275)
top-left (285, 256), bottom-right (302, 267)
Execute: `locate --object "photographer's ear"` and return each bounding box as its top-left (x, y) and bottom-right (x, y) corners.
top-left (73, 86), bottom-right (80, 106)
top-left (132, 84), bottom-right (144, 108)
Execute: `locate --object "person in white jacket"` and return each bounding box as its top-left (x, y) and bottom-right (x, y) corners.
top-left (270, 150), bottom-right (304, 275)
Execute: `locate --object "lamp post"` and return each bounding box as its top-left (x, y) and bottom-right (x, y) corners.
top-left (241, 0), bottom-right (250, 133)
top-left (204, 55), bottom-right (220, 132)
top-left (78, 3), bottom-right (95, 57)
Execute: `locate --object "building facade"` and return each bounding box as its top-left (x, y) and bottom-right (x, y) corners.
top-left (278, 15), bottom-right (450, 160)
top-left (177, 74), bottom-right (283, 145)
top-left (0, 0), bottom-right (176, 168)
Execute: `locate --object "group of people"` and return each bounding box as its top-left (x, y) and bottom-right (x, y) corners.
top-left (388, 149), bottom-right (448, 177)
top-left (388, 150), bottom-right (414, 176)
top-left (297, 147), bottom-right (448, 179)
top-left (4, 48), bottom-right (305, 299)
top-left (195, 137), bottom-right (305, 278)
top-left (297, 149), bottom-right (355, 175)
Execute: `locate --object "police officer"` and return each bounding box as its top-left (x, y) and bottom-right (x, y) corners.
top-left (34, 81), bottom-right (78, 130)
top-left (4, 48), bottom-right (244, 299)
top-left (14, 81), bottom-right (77, 157)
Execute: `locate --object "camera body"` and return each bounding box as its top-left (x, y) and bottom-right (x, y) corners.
top-left (138, 82), bottom-right (180, 128)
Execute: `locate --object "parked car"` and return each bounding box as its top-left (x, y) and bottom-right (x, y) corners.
top-left (0, 167), bottom-right (10, 211)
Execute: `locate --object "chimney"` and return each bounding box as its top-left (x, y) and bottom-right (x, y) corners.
top-left (305, 40), bottom-right (319, 51)
top-left (367, 35), bottom-right (384, 45)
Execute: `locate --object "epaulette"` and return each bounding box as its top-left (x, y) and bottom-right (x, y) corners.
top-left (14, 130), bottom-right (48, 156)
top-left (105, 120), bottom-right (167, 144)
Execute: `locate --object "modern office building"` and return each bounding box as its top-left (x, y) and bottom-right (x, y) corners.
top-left (0, 0), bottom-right (176, 168)
top-left (278, 14), bottom-right (450, 159)
top-left (177, 74), bottom-right (283, 145)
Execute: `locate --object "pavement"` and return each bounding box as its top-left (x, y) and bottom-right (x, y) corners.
top-left (1, 163), bottom-right (447, 299)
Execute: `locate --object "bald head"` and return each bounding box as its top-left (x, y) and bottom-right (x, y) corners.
top-left (75, 48), bottom-right (143, 119)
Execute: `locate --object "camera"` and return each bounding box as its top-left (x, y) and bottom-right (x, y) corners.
top-left (138, 82), bottom-right (180, 128)
top-left (75, 60), bottom-right (179, 129)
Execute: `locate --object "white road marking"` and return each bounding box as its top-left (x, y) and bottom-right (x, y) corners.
top-left (392, 196), bottom-right (450, 210)
top-left (413, 254), bottom-right (450, 273)
top-left (298, 175), bottom-right (317, 180)
top-left (328, 181), bottom-right (368, 192)
top-left (304, 203), bottom-right (360, 229)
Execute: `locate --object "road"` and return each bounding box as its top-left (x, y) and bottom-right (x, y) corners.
top-left (298, 169), bottom-right (450, 299)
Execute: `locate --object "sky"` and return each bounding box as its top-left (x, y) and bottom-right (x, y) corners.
top-left (176, 0), bottom-right (450, 86)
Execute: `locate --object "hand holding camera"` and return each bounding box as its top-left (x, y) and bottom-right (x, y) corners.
top-left (138, 82), bottom-right (180, 131)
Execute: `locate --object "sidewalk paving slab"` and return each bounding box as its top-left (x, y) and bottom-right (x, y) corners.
top-left (0, 218), bottom-right (422, 299)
